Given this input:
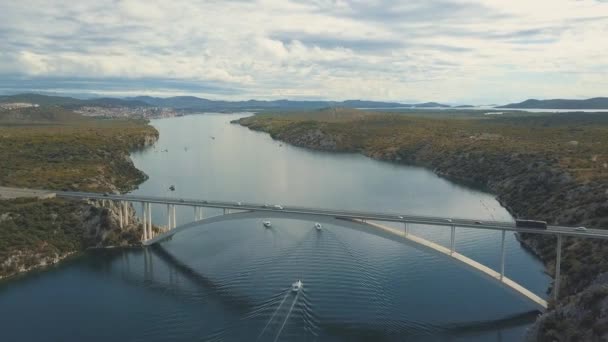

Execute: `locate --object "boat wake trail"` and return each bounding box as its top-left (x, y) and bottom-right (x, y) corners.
top-left (273, 292), bottom-right (300, 342)
top-left (256, 290), bottom-right (290, 341)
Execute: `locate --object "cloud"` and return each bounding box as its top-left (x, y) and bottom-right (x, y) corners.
top-left (0, 0), bottom-right (606, 103)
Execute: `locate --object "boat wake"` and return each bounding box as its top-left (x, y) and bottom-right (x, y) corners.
top-left (256, 287), bottom-right (302, 341)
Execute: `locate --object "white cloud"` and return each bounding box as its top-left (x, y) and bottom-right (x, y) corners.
top-left (0, 0), bottom-right (606, 103)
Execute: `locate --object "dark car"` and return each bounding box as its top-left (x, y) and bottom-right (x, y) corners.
top-left (516, 219), bottom-right (547, 229)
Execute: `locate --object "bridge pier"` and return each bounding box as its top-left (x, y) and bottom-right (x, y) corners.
top-left (147, 203), bottom-right (152, 238)
top-left (167, 204), bottom-right (172, 230)
top-left (142, 202), bottom-right (147, 241)
top-left (194, 206), bottom-right (204, 221)
top-left (172, 205), bottom-right (176, 228)
top-left (404, 222), bottom-right (409, 236)
top-left (500, 230), bottom-right (506, 280)
top-left (450, 225), bottom-right (456, 254)
top-left (123, 202), bottom-right (129, 226)
top-left (554, 234), bottom-right (563, 300)
top-left (118, 201), bottom-right (123, 228)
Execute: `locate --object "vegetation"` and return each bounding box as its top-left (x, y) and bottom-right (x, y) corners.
top-left (240, 108), bottom-right (608, 183)
top-left (0, 197), bottom-right (142, 278)
top-left (240, 108), bottom-right (608, 340)
top-left (0, 106), bottom-right (158, 192)
top-left (0, 106), bottom-right (157, 278)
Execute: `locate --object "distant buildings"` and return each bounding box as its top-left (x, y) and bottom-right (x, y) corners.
top-left (0, 102), bottom-right (39, 110)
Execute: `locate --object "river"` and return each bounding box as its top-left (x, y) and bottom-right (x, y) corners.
top-left (0, 113), bottom-right (549, 341)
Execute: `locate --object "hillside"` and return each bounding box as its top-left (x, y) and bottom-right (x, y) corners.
top-left (238, 109), bottom-right (608, 340)
top-left (0, 106), bottom-right (159, 279)
top-left (499, 97), bottom-right (608, 109)
top-left (0, 109), bottom-right (158, 191)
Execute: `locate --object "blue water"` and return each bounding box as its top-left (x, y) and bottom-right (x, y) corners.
top-left (0, 113), bottom-right (549, 341)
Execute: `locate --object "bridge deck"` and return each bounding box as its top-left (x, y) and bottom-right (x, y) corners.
top-left (46, 188), bottom-right (608, 240)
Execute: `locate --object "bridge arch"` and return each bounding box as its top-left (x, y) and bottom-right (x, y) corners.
top-left (144, 210), bottom-right (548, 310)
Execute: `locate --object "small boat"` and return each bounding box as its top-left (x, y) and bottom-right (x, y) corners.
top-left (169, 185), bottom-right (175, 191)
top-left (292, 280), bottom-right (303, 292)
top-left (314, 222), bottom-right (322, 230)
top-left (263, 220), bottom-right (271, 228)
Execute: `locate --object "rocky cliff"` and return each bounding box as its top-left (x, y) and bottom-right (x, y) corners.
top-left (0, 197), bottom-right (159, 279)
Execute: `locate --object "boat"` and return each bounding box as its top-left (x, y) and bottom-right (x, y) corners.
top-left (314, 222), bottom-right (322, 230)
top-left (263, 220), bottom-right (271, 228)
top-left (292, 280), bottom-right (303, 292)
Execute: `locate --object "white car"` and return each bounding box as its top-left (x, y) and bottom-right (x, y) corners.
top-left (274, 204), bottom-right (284, 210)
top-left (575, 226), bottom-right (587, 232)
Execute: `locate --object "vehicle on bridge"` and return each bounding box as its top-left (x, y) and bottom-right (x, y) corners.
top-left (516, 219), bottom-right (548, 229)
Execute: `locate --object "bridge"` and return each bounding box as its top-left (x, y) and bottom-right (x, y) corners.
top-left (5, 186), bottom-right (608, 310)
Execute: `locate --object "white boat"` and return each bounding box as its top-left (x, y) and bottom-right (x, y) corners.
top-left (292, 280), bottom-right (303, 292)
top-left (314, 222), bottom-right (322, 230)
top-left (263, 220), bottom-right (271, 228)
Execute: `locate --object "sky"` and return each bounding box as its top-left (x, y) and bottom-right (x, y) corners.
top-left (0, 0), bottom-right (607, 104)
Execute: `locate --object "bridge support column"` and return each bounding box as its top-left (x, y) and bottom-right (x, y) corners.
top-left (450, 225), bottom-right (456, 254)
top-left (404, 222), bottom-right (408, 237)
top-left (500, 230), bottom-right (506, 280)
top-left (147, 203), bottom-right (152, 238)
top-left (167, 204), bottom-right (172, 230)
top-left (223, 208), bottom-right (226, 215)
top-left (118, 201), bottom-right (123, 228)
top-left (554, 234), bottom-right (563, 301)
top-left (142, 202), bottom-right (147, 241)
top-left (123, 202), bottom-right (129, 226)
top-left (172, 205), bottom-right (176, 228)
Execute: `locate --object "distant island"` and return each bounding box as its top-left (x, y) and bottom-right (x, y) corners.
top-left (499, 97), bottom-right (608, 109)
top-left (2, 93), bottom-right (608, 112)
top-left (0, 93), bottom-right (454, 111)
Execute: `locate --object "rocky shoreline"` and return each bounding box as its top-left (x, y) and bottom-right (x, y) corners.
top-left (238, 116), bottom-right (608, 340)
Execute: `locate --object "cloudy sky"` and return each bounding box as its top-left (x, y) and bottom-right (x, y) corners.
top-left (0, 0), bottom-right (607, 104)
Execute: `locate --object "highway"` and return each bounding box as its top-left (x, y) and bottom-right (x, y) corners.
top-left (49, 189), bottom-right (608, 240)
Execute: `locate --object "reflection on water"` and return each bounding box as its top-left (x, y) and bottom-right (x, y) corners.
top-left (0, 114), bottom-right (549, 341)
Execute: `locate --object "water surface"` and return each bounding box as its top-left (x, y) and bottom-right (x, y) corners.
top-left (0, 113), bottom-right (549, 341)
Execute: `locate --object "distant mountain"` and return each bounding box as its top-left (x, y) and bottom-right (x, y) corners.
top-left (0, 93), bottom-right (82, 106)
top-left (129, 96), bottom-right (412, 110)
top-left (499, 97), bottom-right (608, 109)
top-left (411, 102), bottom-right (451, 108)
top-left (1, 93), bottom-right (451, 111)
top-left (0, 93), bottom-right (149, 108)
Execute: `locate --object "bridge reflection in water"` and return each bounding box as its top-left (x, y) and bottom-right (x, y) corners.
top-left (101, 226), bottom-right (542, 341)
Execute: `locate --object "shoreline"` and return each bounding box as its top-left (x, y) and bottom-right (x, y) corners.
top-left (0, 120), bottom-right (159, 280)
top-left (236, 114), bottom-right (608, 340)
